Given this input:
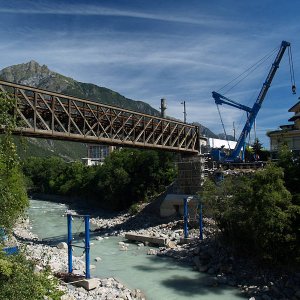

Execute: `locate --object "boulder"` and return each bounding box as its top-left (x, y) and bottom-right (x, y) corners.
top-left (207, 267), bottom-right (216, 275)
top-left (193, 256), bottom-right (201, 269)
top-left (294, 290), bottom-right (300, 298)
top-left (49, 261), bottom-right (62, 272)
top-left (199, 265), bottom-right (209, 272)
top-left (147, 249), bottom-right (157, 255)
top-left (203, 276), bottom-right (218, 287)
top-left (34, 265), bottom-right (43, 273)
top-left (57, 242), bottom-right (68, 249)
top-left (166, 241), bottom-right (176, 249)
top-left (60, 294), bottom-right (76, 300)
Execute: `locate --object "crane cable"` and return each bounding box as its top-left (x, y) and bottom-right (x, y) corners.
top-left (288, 45), bottom-right (296, 94)
top-left (218, 46), bottom-right (278, 95)
top-left (215, 45), bottom-right (280, 148)
top-left (216, 104), bottom-right (231, 150)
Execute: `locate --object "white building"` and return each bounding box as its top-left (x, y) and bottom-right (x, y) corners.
top-left (82, 144), bottom-right (115, 166)
top-left (208, 138), bottom-right (237, 150)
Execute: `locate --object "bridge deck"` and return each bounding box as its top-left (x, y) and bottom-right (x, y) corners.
top-left (0, 80), bottom-right (199, 154)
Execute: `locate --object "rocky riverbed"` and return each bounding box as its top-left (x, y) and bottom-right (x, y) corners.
top-left (90, 206), bottom-right (300, 300)
top-left (92, 209), bottom-right (300, 300)
top-left (13, 218), bottom-right (146, 300)
top-left (13, 203), bottom-right (300, 300)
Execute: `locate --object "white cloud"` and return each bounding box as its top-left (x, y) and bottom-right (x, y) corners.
top-left (0, 1), bottom-right (240, 28)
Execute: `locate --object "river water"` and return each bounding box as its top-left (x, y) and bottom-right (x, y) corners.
top-left (28, 199), bottom-right (245, 300)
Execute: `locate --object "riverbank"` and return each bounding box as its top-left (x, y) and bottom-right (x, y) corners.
top-left (88, 203), bottom-right (300, 300)
top-left (14, 198), bottom-right (300, 300)
top-left (13, 218), bottom-right (146, 300)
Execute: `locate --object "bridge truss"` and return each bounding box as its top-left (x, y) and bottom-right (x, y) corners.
top-left (0, 80), bottom-right (200, 154)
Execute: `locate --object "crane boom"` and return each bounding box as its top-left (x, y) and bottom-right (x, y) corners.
top-left (212, 40), bottom-right (291, 162)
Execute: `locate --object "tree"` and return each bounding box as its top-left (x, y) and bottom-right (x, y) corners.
top-left (201, 163), bottom-right (299, 262)
top-left (23, 148), bottom-right (177, 211)
top-left (252, 138), bottom-right (263, 155)
top-left (249, 138), bottom-right (270, 161)
top-left (0, 93), bottom-right (63, 299)
top-left (0, 92), bottom-right (28, 231)
top-left (277, 144), bottom-right (300, 195)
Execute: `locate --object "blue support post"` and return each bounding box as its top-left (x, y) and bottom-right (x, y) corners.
top-left (183, 198), bottom-right (188, 238)
top-left (84, 215), bottom-right (90, 279)
top-left (67, 214), bottom-right (73, 273)
top-left (199, 203), bottom-right (203, 240)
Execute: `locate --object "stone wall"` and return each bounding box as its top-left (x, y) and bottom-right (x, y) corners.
top-left (176, 155), bottom-right (206, 194)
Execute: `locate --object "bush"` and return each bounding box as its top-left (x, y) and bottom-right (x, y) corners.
top-left (129, 203), bottom-right (140, 215)
top-left (0, 92), bottom-right (28, 231)
top-left (0, 250), bottom-right (63, 300)
top-left (202, 163), bottom-right (300, 262)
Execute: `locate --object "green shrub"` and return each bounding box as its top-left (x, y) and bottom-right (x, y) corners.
top-left (129, 203), bottom-right (140, 215)
top-left (0, 92), bottom-right (28, 231)
top-left (0, 250), bottom-right (63, 300)
top-left (202, 163), bottom-right (300, 263)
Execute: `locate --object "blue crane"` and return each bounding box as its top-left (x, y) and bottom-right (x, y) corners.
top-left (211, 40), bottom-right (295, 163)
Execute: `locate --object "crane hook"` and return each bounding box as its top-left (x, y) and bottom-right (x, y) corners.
top-left (292, 84), bottom-right (296, 95)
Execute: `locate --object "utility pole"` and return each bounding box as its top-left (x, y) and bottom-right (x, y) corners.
top-left (233, 122), bottom-right (236, 140)
top-left (181, 101), bottom-right (187, 123)
top-left (160, 98), bottom-right (167, 118)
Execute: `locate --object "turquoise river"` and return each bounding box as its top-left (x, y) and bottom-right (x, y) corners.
top-left (28, 199), bottom-right (245, 300)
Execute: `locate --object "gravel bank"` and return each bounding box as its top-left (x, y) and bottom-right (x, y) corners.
top-left (13, 218), bottom-right (146, 300)
top-left (90, 206), bottom-right (300, 300)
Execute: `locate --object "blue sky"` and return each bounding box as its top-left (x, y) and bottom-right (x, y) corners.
top-left (0, 0), bottom-right (299, 148)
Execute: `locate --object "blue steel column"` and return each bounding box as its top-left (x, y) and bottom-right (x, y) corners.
top-left (199, 203), bottom-right (203, 240)
top-left (85, 215), bottom-right (90, 279)
top-left (67, 214), bottom-right (73, 273)
top-left (183, 198), bottom-right (188, 238)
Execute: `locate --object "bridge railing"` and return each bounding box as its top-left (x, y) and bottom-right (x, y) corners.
top-left (0, 80), bottom-right (199, 154)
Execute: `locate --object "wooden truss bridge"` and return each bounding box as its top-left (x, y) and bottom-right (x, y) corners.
top-left (0, 80), bottom-right (200, 154)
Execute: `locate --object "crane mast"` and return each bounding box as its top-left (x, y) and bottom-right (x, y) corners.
top-left (212, 40), bottom-right (291, 162)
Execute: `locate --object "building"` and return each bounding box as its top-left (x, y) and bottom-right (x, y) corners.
top-left (267, 99), bottom-right (300, 155)
top-left (82, 144), bottom-right (115, 166)
top-left (208, 138), bottom-right (237, 150)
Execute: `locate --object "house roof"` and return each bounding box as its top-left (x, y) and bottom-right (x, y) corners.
top-left (288, 112), bottom-right (300, 122)
top-left (288, 100), bottom-right (300, 112)
top-left (279, 124), bottom-right (294, 130)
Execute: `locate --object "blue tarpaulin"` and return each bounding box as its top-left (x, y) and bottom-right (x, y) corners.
top-left (3, 246), bottom-right (19, 255)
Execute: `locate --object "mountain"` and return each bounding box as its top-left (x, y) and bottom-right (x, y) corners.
top-left (0, 61), bottom-right (163, 160)
top-left (13, 137), bottom-right (86, 161)
top-left (192, 122), bottom-right (218, 139)
top-left (0, 60), bottom-right (160, 116)
top-left (217, 133), bottom-right (236, 141)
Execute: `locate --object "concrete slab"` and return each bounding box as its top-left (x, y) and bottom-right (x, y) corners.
top-left (179, 237), bottom-right (196, 244)
top-left (76, 278), bottom-right (99, 291)
top-left (125, 233), bottom-right (167, 246)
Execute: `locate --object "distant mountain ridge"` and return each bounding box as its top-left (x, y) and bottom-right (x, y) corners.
top-left (0, 60), bottom-right (160, 116)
